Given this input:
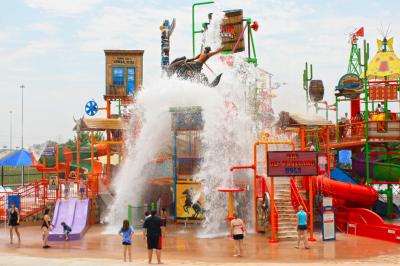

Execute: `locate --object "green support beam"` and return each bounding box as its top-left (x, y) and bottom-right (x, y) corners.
top-left (359, 40), bottom-right (370, 184)
top-left (303, 62), bottom-right (313, 111)
top-left (192, 1), bottom-right (214, 56)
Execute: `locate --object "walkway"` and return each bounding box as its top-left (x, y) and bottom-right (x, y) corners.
top-left (0, 224), bottom-right (399, 264)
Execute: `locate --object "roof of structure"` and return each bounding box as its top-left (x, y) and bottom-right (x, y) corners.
top-left (276, 111), bottom-right (332, 128)
top-left (74, 118), bottom-right (125, 131)
top-left (104, 50), bottom-right (144, 54)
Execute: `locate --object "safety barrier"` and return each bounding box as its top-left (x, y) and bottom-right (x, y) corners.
top-left (265, 181), bottom-right (278, 231)
top-left (0, 178), bottom-right (92, 222)
top-left (290, 177), bottom-right (308, 212)
top-left (336, 206), bottom-right (400, 243)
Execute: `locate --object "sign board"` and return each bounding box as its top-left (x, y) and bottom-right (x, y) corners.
top-left (49, 176), bottom-right (59, 190)
top-left (42, 146), bottom-right (55, 157)
top-left (112, 56), bottom-right (135, 65)
top-left (322, 206), bottom-right (336, 241)
top-left (267, 151), bottom-right (318, 176)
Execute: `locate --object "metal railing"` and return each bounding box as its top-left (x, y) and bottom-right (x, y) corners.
top-left (0, 178), bottom-right (93, 222)
top-left (290, 177), bottom-right (308, 213)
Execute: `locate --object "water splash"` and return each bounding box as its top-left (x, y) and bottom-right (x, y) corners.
top-left (106, 10), bottom-right (259, 236)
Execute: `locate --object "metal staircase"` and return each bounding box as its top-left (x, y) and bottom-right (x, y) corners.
top-left (0, 180), bottom-right (48, 221)
top-left (275, 179), bottom-right (298, 239)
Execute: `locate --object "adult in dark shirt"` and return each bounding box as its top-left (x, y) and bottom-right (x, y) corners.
top-left (143, 210), bottom-right (165, 264)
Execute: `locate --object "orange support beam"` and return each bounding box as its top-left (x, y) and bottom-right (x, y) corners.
top-left (76, 132), bottom-right (80, 182)
top-left (269, 176), bottom-right (277, 243)
top-left (300, 127), bottom-right (306, 151)
top-left (106, 129), bottom-right (111, 180)
top-left (90, 130), bottom-right (95, 225)
top-left (106, 100), bottom-right (111, 118)
top-left (55, 144), bottom-right (60, 200)
top-left (43, 157), bottom-right (47, 205)
top-left (42, 157), bottom-right (46, 181)
top-left (308, 175), bottom-right (316, 241)
top-left (55, 144), bottom-right (59, 178)
top-left (326, 127), bottom-right (331, 177)
top-left (228, 192), bottom-right (234, 220)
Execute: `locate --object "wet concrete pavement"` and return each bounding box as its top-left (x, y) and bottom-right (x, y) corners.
top-left (1, 223), bottom-right (399, 264)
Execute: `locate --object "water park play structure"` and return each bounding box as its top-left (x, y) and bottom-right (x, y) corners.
top-left (0, 2), bottom-right (399, 247)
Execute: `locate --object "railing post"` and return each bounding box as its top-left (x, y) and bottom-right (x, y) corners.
top-left (90, 130), bottom-right (95, 224)
top-left (335, 96), bottom-right (339, 142)
top-left (326, 126), bottom-right (331, 177)
top-left (308, 175), bottom-right (315, 241)
top-left (300, 127), bottom-right (305, 151)
top-left (128, 204), bottom-right (133, 225)
top-left (253, 143), bottom-right (258, 231)
top-left (269, 176), bottom-right (278, 243)
top-left (43, 179), bottom-right (46, 206)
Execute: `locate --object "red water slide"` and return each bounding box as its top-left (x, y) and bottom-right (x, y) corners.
top-left (312, 176), bottom-right (400, 243)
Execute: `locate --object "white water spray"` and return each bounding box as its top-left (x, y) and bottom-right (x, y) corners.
top-left (106, 11), bottom-right (259, 236)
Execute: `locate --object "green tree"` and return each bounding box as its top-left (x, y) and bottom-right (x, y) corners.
top-left (64, 132), bottom-right (104, 150)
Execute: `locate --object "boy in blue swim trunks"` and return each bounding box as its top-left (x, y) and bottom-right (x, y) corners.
top-left (61, 222), bottom-right (72, 241)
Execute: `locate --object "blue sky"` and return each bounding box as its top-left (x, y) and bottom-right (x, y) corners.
top-left (1, 0), bottom-right (400, 148)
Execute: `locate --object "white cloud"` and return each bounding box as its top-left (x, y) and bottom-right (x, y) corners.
top-left (0, 39), bottom-right (63, 63)
top-left (29, 22), bottom-right (58, 34)
top-left (0, 27), bottom-right (20, 44)
top-left (25, 0), bottom-right (102, 16)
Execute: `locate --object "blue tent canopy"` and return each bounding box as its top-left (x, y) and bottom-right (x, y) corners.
top-left (0, 150), bottom-right (32, 166)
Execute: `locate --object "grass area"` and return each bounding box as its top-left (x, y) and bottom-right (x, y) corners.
top-left (1, 166), bottom-right (42, 187)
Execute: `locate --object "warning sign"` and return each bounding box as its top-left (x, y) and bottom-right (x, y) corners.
top-left (322, 206), bottom-right (336, 241)
top-left (49, 176), bottom-right (59, 190)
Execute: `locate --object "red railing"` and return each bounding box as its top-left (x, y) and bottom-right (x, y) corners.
top-left (264, 181), bottom-right (278, 231)
top-left (0, 180), bottom-right (47, 221)
top-left (47, 179), bottom-right (89, 200)
top-left (290, 177), bottom-right (308, 213)
top-left (0, 178), bottom-right (93, 222)
top-left (0, 193), bottom-right (7, 221)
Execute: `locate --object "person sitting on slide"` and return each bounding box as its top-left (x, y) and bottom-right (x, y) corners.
top-left (185, 46), bottom-right (223, 73)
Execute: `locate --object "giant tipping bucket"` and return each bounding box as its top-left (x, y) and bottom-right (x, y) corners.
top-left (221, 9), bottom-right (244, 52)
top-left (209, 9), bottom-right (245, 53)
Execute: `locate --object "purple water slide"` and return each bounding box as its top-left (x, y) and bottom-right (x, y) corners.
top-left (49, 198), bottom-right (89, 241)
top-left (352, 153), bottom-right (378, 180)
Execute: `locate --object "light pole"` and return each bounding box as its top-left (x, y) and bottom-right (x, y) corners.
top-left (20, 85), bottom-right (24, 150)
top-left (20, 84), bottom-right (25, 186)
top-left (9, 111), bottom-right (12, 151)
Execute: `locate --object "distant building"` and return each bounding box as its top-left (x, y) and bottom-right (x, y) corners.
top-left (104, 50), bottom-right (144, 104)
top-left (256, 68), bottom-right (275, 131)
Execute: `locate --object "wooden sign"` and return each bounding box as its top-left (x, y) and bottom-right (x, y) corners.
top-left (112, 57), bottom-right (135, 65)
top-left (267, 151), bottom-right (318, 176)
top-left (369, 85), bottom-right (398, 100)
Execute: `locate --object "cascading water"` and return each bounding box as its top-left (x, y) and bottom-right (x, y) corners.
top-left (106, 11), bottom-right (259, 236)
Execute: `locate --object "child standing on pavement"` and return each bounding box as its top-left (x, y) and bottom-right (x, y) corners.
top-left (118, 220), bottom-right (134, 262)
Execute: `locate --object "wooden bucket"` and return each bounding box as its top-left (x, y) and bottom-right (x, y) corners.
top-left (209, 10), bottom-right (244, 53)
top-left (221, 9), bottom-right (244, 53)
top-left (309, 80), bottom-right (324, 102)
